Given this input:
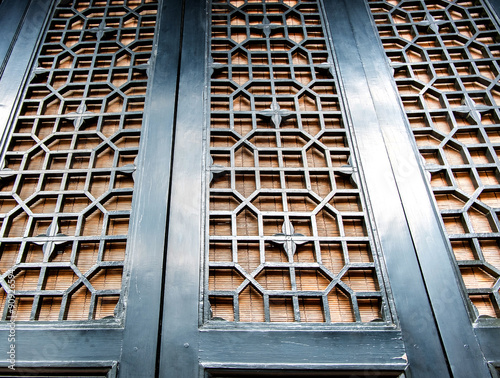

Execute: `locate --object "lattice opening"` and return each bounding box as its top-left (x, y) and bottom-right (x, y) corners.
top-left (103, 241), bottom-right (126, 261)
top-left (468, 208), bottom-right (493, 233)
top-left (210, 296), bottom-right (234, 321)
top-left (454, 171), bottom-right (477, 195)
top-left (320, 242), bottom-right (344, 275)
top-left (65, 286), bottom-right (92, 320)
top-left (299, 298), bottom-right (325, 322)
top-left (36, 297), bottom-right (62, 321)
top-left (480, 240), bottom-right (500, 270)
top-left (11, 297), bottom-right (34, 321)
top-left (252, 194), bottom-right (284, 212)
top-left (89, 268), bottom-right (123, 290)
top-left (358, 298), bottom-right (382, 322)
top-left (237, 209), bottom-right (259, 236)
top-left (209, 242), bottom-right (233, 263)
top-left (239, 286), bottom-right (265, 322)
top-left (256, 269), bottom-right (292, 291)
top-left (295, 270), bottom-right (330, 291)
top-left (237, 243), bottom-right (260, 274)
top-left (328, 288), bottom-right (354, 323)
top-left (460, 267), bottom-right (497, 289)
top-left (343, 270), bottom-right (378, 292)
top-left (14, 269), bottom-right (40, 291)
top-left (435, 193), bottom-right (465, 210)
top-left (348, 243), bottom-right (373, 263)
top-left (316, 209), bottom-right (339, 237)
top-left (470, 294), bottom-right (497, 318)
top-left (43, 269), bottom-right (78, 290)
top-left (269, 297), bottom-right (294, 322)
top-left (76, 242), bottom-right (99, 274)
top-left (94, 295), bottom-right (119, 319)
top-left (209, 269), bottom-right (245, 291)
top-left (451, 239), bottom-right (475, 261)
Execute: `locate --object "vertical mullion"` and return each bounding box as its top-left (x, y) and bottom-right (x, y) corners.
top-left (118, 0), bottom-right (184, 376)
top-left (157, 0), bottom-right (206, 376)
top-left (323, 0), bottom-right (452, 376)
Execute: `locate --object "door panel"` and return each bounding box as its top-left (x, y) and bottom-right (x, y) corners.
top-left (367, 0), bottom-right (500, 372)
top-left (159, 0), bottom-right (454, 376)
top-left (0, 0), bottom-right (172, 374)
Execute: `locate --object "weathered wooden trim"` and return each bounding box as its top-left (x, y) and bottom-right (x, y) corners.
top-left (199, 329), bottom-right (406, 368)
top-left (0, 327), bottom-right (122, 366)
top-left (0, 0), bottom-right (32, 78)
top-left (487, 0), bottom-right (500, 22)
top-left (118, 0), bottom-right (185, 376)
top-left (476, 327), bottom-right (500, 365)
top-left (157, 0), bottom-right (205, 376)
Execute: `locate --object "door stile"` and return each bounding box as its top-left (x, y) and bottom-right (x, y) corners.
top-left (0, 0), bottom-right (174, 374)
top-left (475, 0), bottom-right (500, 369)
top-left (488, 0), bottom-right (500, 25)
top-left (118, 0), bottom-right (185, 376)
top-left (0, 0), bottom-right (33, 79)
top-left (157, 0), bottom-right (205, 375)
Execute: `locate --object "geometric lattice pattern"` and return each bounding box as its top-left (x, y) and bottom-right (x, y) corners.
top-left (0, 0), bottom-right (157, 321)
top-left (207, 0), bottom-right (387, 323)
top-left (369, 0), bottom-right (500, 318)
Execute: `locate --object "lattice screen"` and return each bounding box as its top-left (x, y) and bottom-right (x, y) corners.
top-left (207, 0), bottom-right (388, 323)
top-left (0, 0), bottom-right (157, 321)
top-left (369, 0), bottom-right (500, 318)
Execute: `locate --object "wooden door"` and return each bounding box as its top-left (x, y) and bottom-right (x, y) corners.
top-left (0, 0), bottom-right (499, 377)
